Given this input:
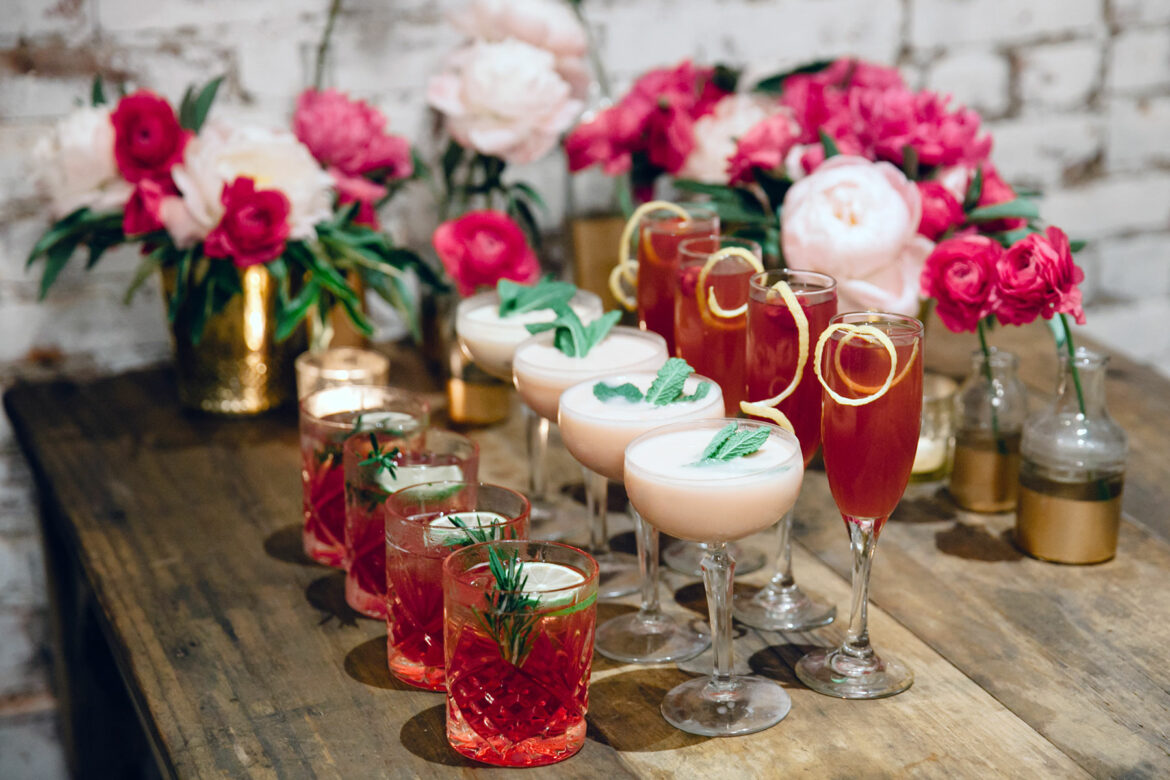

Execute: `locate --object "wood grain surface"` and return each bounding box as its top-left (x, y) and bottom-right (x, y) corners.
top-left (5, 323), bottom-right (1167, 778)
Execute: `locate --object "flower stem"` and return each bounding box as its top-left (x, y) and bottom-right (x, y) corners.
top-left (977, 320), bottom-right (1008, 456)
top-left (1060, 313), bottom-right (1087, 416)
top-left (313, 0), bottom-right (344, 90)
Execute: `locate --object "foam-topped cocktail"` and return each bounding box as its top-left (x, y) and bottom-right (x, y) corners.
top-left (514, 315), bottom-right (667, 598)
top-left (559, 360), bottom-right (722, 662)
top-left (625, 419), bottom-right (803, 737)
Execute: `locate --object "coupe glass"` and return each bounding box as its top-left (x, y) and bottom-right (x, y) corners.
top-left (455, 289), bottom-right (603, 541)
top-left (513, 325), bottom-right (668, 599)
top-left (795, 311), bottom-right (923, 699)
top-left (635, 204), bottom-right (718, 354)
top-left (558, 370), bottom-right (723, 663)
top-left (734, 269), bottom-right (838, 631)
top-left (625, 418), bottom-right (804, 736)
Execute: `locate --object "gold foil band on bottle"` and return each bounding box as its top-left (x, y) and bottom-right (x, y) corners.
top-left (1015, 487), bottom-right (1121, 564)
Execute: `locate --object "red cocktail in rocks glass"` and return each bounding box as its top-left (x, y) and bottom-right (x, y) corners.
top-left (444, 540), bottom-right (598, 767)
top-left (299, 386), bottom-right (428, 568)
top-left (734, 269), bottom-right (839, 632)
top-left (342, 429), bottom-right (479, 619)
top-left (384, 482), bottom-right (528, 691)
top-left (636, 205), bottom-right (718, 354)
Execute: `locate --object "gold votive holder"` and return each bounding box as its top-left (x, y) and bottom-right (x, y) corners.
top-left (295, 347), bottom-right (391, 399)
top-left (910, 373), bottom-right (957, 482)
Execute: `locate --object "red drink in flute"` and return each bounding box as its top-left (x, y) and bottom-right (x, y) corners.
top-left (636, 206), bottom-right (718, 354)
top-left (674, 236), bottom-right (760, 415)
top-left (384, 482), bottom-right (528, 691)
top-left (299, 386), bottom-right (429, 567)
top-left (444, 541), bottom-right (598, 767)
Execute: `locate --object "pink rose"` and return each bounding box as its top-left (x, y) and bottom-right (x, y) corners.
top-left (292, 89), bottom-right (413, 181)
top-left (916, 180), bottom-right (965, 240)
top-left (920, 235), bottom-right (1002, 332)
top-left (110, 90), bottom-right (190, 184)
top-left (433, 210), bottom-right (540, 297)
top-left (204, 177), bottom-right (291, 268)
top-left (977, 164), bottom-right (1026, 232)
top-left (851, 87), bottom-right (992, 169)
top-left (781, 155), bottom-right (934, 315)
top-left (995, 226), bottom-right (1086, 326)
top-left (122, 178), bottom-right (174, 236)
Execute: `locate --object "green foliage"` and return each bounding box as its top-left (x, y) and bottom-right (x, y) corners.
top-left (178, 76), bottom-right (224, 132)
top-left (496, 276), bottom-right (576, 317)
top-left (525, 306), bottom-right (620, 358)
top-left (751, 59), bottom-right (835, 95)
top-left (27, 208), bottom-right (125, 300)
top-left (698, 422), bottom-right (770, 463)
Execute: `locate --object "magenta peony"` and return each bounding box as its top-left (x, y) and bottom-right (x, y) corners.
top-left (204, 177), bottom-right (291, 268)
top-left (995, 226), bottom-right (1085, 326)
top-left (433, 210), bottom-right (540, 296)
top-left (920, 235), bottom-right (1002, 332)
top-left (292, 89), bottom-right (413, 182)
top-left (110, 90), bottom-right (190, 184)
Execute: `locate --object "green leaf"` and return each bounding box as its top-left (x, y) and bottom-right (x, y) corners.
top-left (901, 145), bottom-right (919, 180)
top-left (593, 382), bottom-right (644, 403)
top-left (186, 76), bottom-right (223, 132)
top-left (167, 249), bottom-right (193, 323)
top-left (497, 277), bottom-right (577, 317)
top-left (712, 63), bottom-right (741, 93)
top-left (644, 357), bottom-right (695, 406)
top-left (37, 236), bottom-right (82, 300)
top-left (699, 423), bottom-right (770, 463)
top-left (698, 422), bottom-right (737, 461)
top-left (582, 310), bottom-right (621, 352)
top-left (91, 75), bottom-right (107, 106)
top-left (27, 207), bottom-right (90, 265)
top-left (819, 129), bottom-right (840, 159)
top-left (677, 381), bottom-right (712, 403)
top-left (750, 59), bottom-right (834, 95)
top-left (963, 166), bottom-right (984, 212)
top-left (123, 249), bottom-right (163, 304)
top-left (410, 148), bottom-right (431, 183)
top-left (275, 277), bottom-right (321, 342)
top-left (1069, 239), bottom-right (1087, 252)
top-left (967, 198), bottom-right (1041, 223)
top-left (85, 226), bottom-right (125, 269)
top-left (525, 306), bottom-right (592, 357)
top-left (441, 140), bottom-right (463, 191)
top-left (177, 83), bottom-right (196, 130)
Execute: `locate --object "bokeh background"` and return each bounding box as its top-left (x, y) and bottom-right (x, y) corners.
top-left (2, 0), bottom-right (1168, 775)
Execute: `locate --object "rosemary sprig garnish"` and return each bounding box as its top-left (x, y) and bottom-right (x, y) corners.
top-left (474, 546), bottom-right (540, 667)
top-left (358, 433), bottom-right (400, 476)
top-left (444, 513), bottom-right (509, 548)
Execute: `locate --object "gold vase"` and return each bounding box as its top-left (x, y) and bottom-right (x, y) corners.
top-left (164, 265), bottom-right (303, 416)
top-left (569, 214), bottom-right (626, 311)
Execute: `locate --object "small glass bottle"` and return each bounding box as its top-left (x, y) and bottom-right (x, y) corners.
top-left (949, 348), bottom-right (1029, 512)
top-left (1016, 348), bottom-right (1127, 564)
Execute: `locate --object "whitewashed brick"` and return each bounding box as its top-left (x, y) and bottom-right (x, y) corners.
top-left (1112, 0), bottom-right (1170, 27)
top-left (0, 74), bottom-right (91, 122)
top-left (0, 124), bottom-right (51, 207)
top-left (0, 535), bottom-right (45, 609)
top-left (0, 452), bottom-right (36, 536)
top-left (97, 0), bottom-right (324, 34)
top-left (910, 0), bottom-right (1102, 48)
top-left (1094, 233), bottom-right (1170, 301)
top-left (1106, 96), bottom-right (1170, 172)
top-left (1107, 28), bottom-right (1170, 94)
top-left (0, 713), bottom-right (68, 780)
top-left (1018, 40), bottom-right (1103, 111)
top-left (0, 0), bottom-right (94, 47)
top-left (0, 611), bottom-right (47, 698)
top-left (1043, 173), bottom-right (1170, 240)
top-left (105, 37), bottom-right (236, 106)
top-left (1081, 297), bottom-right (1170, 368)
top-left (926, 49), bottom-right (1011, 116)
top-left (986, 114), bottom-right (1104, 189)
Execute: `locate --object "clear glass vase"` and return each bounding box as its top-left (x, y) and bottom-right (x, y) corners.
top-left (949, 348), bottom-right (1028, 512)
top-left (1016, 347), bottom-right (1127, 564)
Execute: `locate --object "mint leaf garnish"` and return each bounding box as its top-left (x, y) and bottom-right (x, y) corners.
top-left (699, 423), bottom-right (770, 463)
top-left (497, 276), bottom-right (577, 317)
top-left (593, 382), bottom-right (644, 402)
top-left (677, 381), bottom-right (712, 403)
top-left (526, 305), bottom-right (620, 358)
top-left (645, 357), bottom-right (693, 405)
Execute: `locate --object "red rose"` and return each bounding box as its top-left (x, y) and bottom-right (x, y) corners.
top-left (122, 178), bottom-right (175, 236)
top-left (916, 180), bottom-right (965, 240)
top-left (204, 177), bottom-right (291, 268)
top-left (995, 226), bottom-right (1085, 326)
top-left (432, 210), bottom-right (540, 297)
top-left (920, 235), bottom-right (1002, 333)
top-left (977, 164), bottom-right (1027, 232)
top-left (110, 91), bottom-right (190, 183)
top-left (727, 113), bottom-right (799, 185)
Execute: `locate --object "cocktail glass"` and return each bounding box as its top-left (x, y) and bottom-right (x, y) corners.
top-left (294, 347), bottom-right (390, 399)
top-left (384, 481), bottom-right (528, 690)
top-left (513, 325), bottom-right (668, 599)
top-left (559, 370), bottom-right (723, 663)
top-left (795, 311), bottom-right (923, 699)
top-left (455, 288), bottom-right (603, 541)
top-left (636, 205), bottom-right (718, 354)
top-left (342, 429), bottom-right (479, 619)
top-left (299, 386), bottom-right (428, 567)
top-left (734, 268), bottom-right (839, 631)
top-left (444, 540), bottom-right (598, 767)
top-left (625, 418), bottom-right (804, 736)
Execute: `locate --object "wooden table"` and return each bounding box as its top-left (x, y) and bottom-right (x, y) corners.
top-left (5, 322), bottom-right (1169, 778)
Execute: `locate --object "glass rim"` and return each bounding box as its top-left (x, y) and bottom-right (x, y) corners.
top-left (386, 480), bottom-right (530, 525)
top-left (558, 370), bottom-right (724, 426)
top-left (299, 384), bottom-right (430, 430)
top-left (294, 346), bottom-right (389, 379)
top-left (442, 539), bottom-right (600, 596)
top-left (677, 236), bottom-right (763, 266)
top-left (749, 268), bottom-right (837, 296)
top-left (623, 416), bottom-right (803, 486)
top-left (455, 288), bottom-right (603, 333)
top-left (343, 425), bottom-right (476, 457)
top-left (642, 204), bottom-right (719, 235)
top-left (512, 325), bottom-right (668, 380)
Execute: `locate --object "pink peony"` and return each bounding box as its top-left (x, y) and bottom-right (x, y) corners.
top-left (850, 86), bottom-right (992, 169)
top-left (204, 177), bottom-right (291, 268)
top-left (292, 89), bottom-right (413, 181)
top-left (110, 90), bottom-right (190, 184)
top-left (916, 180), bottom-right (965, 240)
top-left (920, 235), bottom-right (1002, 332)
top-left (332, 171), bottom-right (387, 229)
top-left (433, 210), bottom-right (540, 296)
top-left (995, 226), bottom-right (1085, 326)
top-left (779, 58), bottom-right (903, 146)
top-left (785, 134), bottom-right (866, 179)
top-left (122, 178), bottom-right (174, 236)
top-left (727, 111), bottom-right (800, 185)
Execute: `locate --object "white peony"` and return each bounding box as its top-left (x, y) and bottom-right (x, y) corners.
top-left (451, 0), bottom-right (587, 59)
top-left (34, 106), bottom-right (132, 219)
top-left (170, 121), bottom-right (333, 244)
top-left (679, 94), bottom-right (785, 184)
top-left (427, 39), bottom-right (582, 165)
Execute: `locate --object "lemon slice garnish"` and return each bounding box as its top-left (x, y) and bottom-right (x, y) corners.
top-left (695, 247), bottom-right (764, 320)
top-left (738, 280), bottom-right (807, 434)
top-left (814, 323), bottom-right (901, 406)
top-left (608, 201), bottom-right (691, 311)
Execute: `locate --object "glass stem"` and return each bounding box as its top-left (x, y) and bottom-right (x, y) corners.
top-left (700, 542), bottom-right (735, 688)
top-left (842, 519), bottom-right (879, 662)
top-left (766, 510), bottom-right (796, 592)
top-left (632, 510), bottom-right (661, 616)
top-left (525, 408), bottom-right (550, 501)
top-left (584, 468), bottom-right (609, 557)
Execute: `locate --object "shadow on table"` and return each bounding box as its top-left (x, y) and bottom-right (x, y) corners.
top-left (587, 668), bottom-right (708, 752)
top-left (746, 645), bottom-right (814, 688)
top-left (344, 637), bottom-right (420, 692)
top-left (305, 571), bottom-right (363, 628)
top-left (892, 485), bottom-right (958, 524)
top-left (935, 521), bottom-right (1024, 562)
top-left (263, 523), bottom-right (320, 566)
top-left (400, 704), bottom-right (479, 767)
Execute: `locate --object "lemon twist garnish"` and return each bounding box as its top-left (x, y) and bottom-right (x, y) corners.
top-left (833, 334), bottom-right (919, 395)
top-left (608, 201), bottom-right (690, 310)
top-left (814, 323), bottom-right (901, 406)
top-left (696, 247), bottom-right (764, 320)
top-left (738, 280), bottom-right (808, 434)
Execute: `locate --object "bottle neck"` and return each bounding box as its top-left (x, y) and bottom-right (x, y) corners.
top-left (1056, 348), bottom-right (1108, 417)
top-left (970, 347), bottom-right (1019, 382)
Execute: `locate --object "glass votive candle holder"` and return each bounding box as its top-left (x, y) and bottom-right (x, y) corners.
top-left (299, 386), bottom-right (429, 567)
top-left (342, 429), bottom-right (480, 619)
top-left (295, 347), bottom-right (391, 399)
top-left (911, 372), bottom-right (958, 482)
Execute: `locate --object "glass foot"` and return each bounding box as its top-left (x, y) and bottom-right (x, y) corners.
top-left (664, 540), bottom-right (765, 577)
top-left (595, 550), bottom-right (640, 599)
top-left (595, 611), bottom-right (709, 664)
top-left (795, 646), bottom-right (913, 699)
top-left (661, 675), bottom-right (791, 737)
top-left (732, 584), bottom-right (836, 631)
top-left (527, 498), bottom-right (574, 542)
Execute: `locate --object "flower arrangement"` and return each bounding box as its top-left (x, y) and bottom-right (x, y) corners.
top-left (27, 76), bottom-right (437, 346)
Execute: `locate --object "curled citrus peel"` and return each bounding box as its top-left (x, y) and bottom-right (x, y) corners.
top-left (739, 280), bottom-right (808, 435)
top-left (696, 247), bottom-right (764, 321)
top-left (832, 335), bottom-right (920, 395)
top-left (608, 201), bottom-right (690, 310)
top-left (813, 323), bottom-right (900, 406)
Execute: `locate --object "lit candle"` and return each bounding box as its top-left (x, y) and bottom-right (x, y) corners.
top-left (295, 347), bottom-right (391, 399)
top-left (911, 373), bottom-right (958, 482)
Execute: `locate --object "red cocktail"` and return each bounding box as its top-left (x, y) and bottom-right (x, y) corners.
top-left (444, 540), bottom-right (598, 767)
top-left (299, 386), bottom-right (428, 567)
top-left (343, 429), bottom-right (478, 618)
top-left (636, 206), bottom-right (718, 354)
top-left (384, 482), bottom-right (528, 690)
